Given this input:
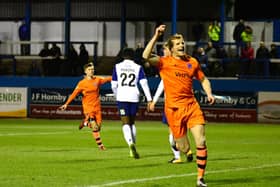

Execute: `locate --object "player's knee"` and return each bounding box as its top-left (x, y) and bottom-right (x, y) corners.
top-left (177, 142), bottom-right (190, 153)
top-left (92, 125), bottom-right (101, 132)
top-left (197, 135), bottom-right (206, 147)
top-left (90, 120), bottom-right (101, 132)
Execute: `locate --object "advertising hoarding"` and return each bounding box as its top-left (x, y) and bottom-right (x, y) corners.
top-left (0, 87), bottom-right (27, 117)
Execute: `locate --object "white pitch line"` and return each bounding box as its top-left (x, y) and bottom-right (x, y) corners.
top-left (0, 132), bottom-right (70, 136)
top-left (86, 163), bottom-right (280, 187)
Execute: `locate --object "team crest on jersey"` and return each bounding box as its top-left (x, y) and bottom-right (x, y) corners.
top-left (187, 63), bottom-right (192, 69)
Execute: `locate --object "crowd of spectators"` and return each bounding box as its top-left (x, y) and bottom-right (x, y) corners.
top-left (189, 19), bottom-right (280, 78)
top-left (36, 42), bottom-right (89, 77)
top-left (25, 19), bottom-right (280, 78)
top-left (111, 20), bottom-right (279, 79)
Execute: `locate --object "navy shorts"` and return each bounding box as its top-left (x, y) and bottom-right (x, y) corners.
top-left (162, 111), bottom-right (168, 125)
top-left (117, 101), bottom-right (139, 116)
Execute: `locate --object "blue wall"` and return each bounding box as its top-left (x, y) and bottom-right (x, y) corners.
top-left (0, 76), bottom-right (280, 92)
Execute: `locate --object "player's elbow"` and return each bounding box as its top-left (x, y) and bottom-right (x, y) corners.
top-left (142, 53), bottom-right (149, 60)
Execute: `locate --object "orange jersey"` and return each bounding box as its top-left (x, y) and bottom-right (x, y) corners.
top-left (158, 56), bottom-right (205, 108)
top-left (65, 76), bottom-right (112, 114)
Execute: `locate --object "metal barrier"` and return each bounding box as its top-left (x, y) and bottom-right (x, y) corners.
top-left (0, 40), bottom-right (98, 64)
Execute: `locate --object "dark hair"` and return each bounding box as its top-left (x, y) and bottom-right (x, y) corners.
top-left (121, 48), bottom-right (135, 60)
top-left (83, 62), bottom-right (94, 71)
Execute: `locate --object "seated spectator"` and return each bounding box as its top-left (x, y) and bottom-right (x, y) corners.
top-left (49, 43), bottom-right (62, 76)
top-left (216, 45), bottom-right (228, 59)
top-left (38, 42), bottom-right (51, 76)
top-left (255, 41), bottom-right (270, 77)
top-left (60, 44), bottom-right (79, 76)
top-left (239, 42), bottom-right (254, 77)
top-left (50, 42), bottom-right (61, 58)
top-left (205, 41), bottom-right (216, 59)
top-left (134, 42), bottom-right (145, 65)
top-left (69, 44), bottom-right (81, 76)
top-left (114, 42), bottom-right (128, 64)
top-left (79, 43), bottom-right (89, 68)
top-left (208, 45), bottom-right (226, 77)
top-left (193, 47), bottom-right (209, 75)
top-left (269, 43), bottom-right (280, 76)
top-left (269, 43), bottom-right (279, 58)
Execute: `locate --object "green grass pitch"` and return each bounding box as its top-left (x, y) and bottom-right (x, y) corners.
top-left (0, 118), bottom-right (280, 187)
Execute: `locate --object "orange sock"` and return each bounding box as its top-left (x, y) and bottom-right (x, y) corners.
top-left (92, 131), bottom-right (104, 149)
top-left (196, 146), bottom-right (207, 179)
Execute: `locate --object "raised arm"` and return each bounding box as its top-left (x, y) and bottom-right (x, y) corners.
top-left (142, 24), bottom-right (166, 66)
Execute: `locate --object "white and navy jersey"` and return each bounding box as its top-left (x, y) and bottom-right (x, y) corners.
top-left (111, 59), bottom-right (152, 102)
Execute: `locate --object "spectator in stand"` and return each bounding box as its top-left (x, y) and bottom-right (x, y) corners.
top-left (114, 42), bottom-right (128, 64)
top-left (134, 42), bottom-right (145, 65)
top-left (208, 20), bottom-right (221, 49)
top-left (49, 43), bottom-right (62, 76)
top-left (194, 47), bottom-right (209, 76)
top-left (205, 41), bottom-right (217, 76)
top-left (216, 45), bottom-right (228, 59)
top-left (239, 42), bottom-right (254, 77)
top-left (69, 44), bottom-right (81, 76)
top-left (18, 19), bottom-right (30, 55)
top-left (269, 43), bottom-right (279, 58)
top-left (192, 21), bottom-right (205, 43)
top-left (60, 44), bottom-right (79, 76)
top-left (205, 41), bottom-right (216, 59)
top-left (255, 41), bottom-right (270, 77)
top-left (233, 19), bottom-right (246, 57)
top-left (191, 44), bottom-right (199, 57)
top-left (50, 42), bottom-right (62, 57)
top-left (241, 25), bottom-right (253, 45)
top-left (79, 43), bottom-right (89, 68)
top-left (269, 43), bottom-right (280, 76)
top-left (39, 42), bottom-right (51, 76)
top-left (208, 45), bottom-right (226, 77)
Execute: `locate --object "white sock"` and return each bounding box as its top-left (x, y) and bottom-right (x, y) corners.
top-left (122, 124), bottom-right (133, 146)
top-left (131, 124), bottom-right (136, 143)
top-left (169, 133), bottom-right (180, 159)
